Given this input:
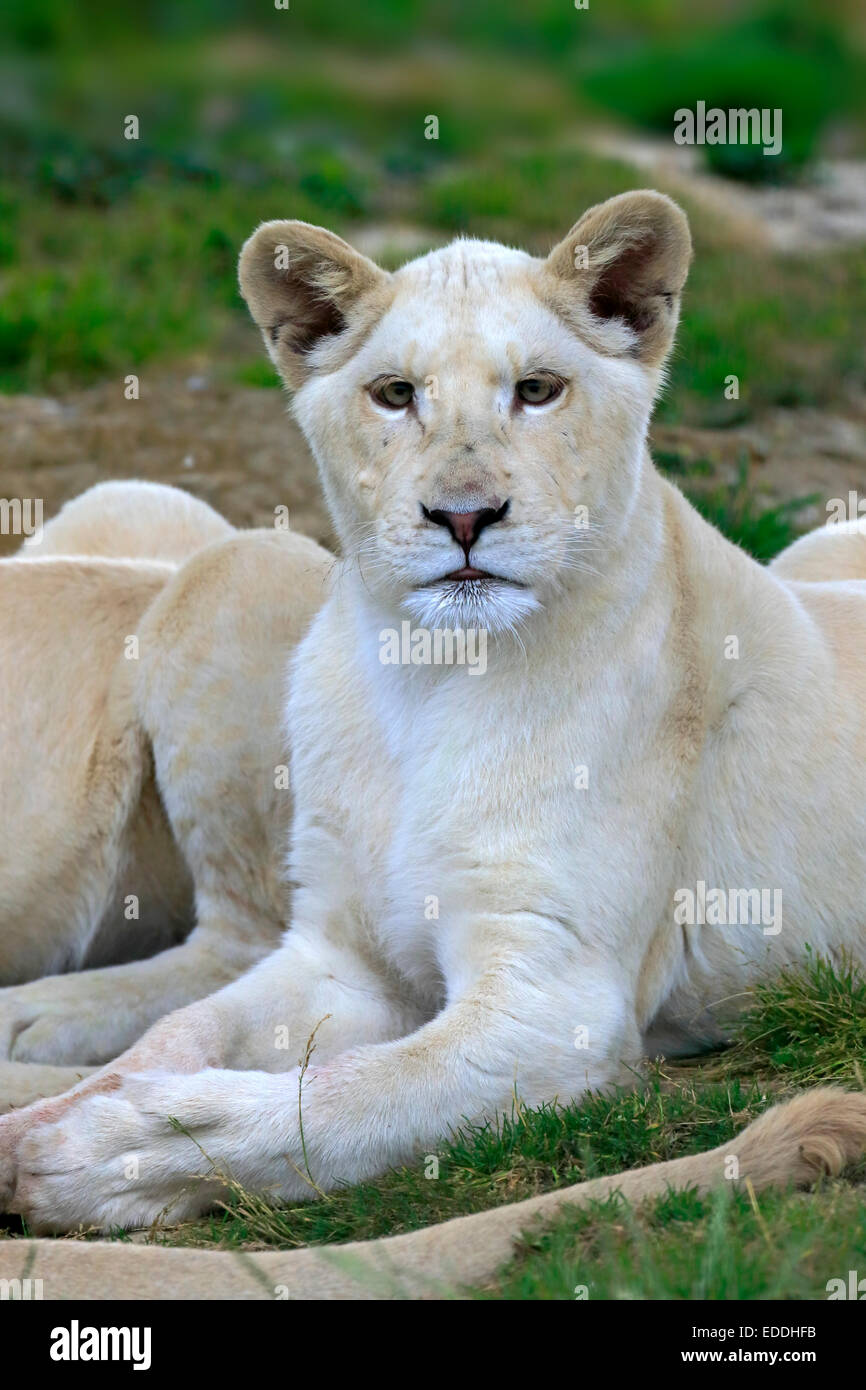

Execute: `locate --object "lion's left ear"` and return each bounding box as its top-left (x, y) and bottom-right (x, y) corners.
top-left (541, 190), bottom-right (692, 368)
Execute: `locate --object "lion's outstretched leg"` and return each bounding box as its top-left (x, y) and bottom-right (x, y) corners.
top-left (0, 916), bottom-right (642, 1230)
top-left (0, 920), bottom-right (423, 1222)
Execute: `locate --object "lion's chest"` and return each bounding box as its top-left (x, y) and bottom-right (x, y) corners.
top-left (333, 650), bottom-right (648, 992)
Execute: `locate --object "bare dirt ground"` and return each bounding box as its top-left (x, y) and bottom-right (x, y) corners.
top-left (0, 373), bottom-right (335, 559)
top-left (3, 373), bottom-right (865, 559)
top-left (653, 394), bottom-right (866, 530)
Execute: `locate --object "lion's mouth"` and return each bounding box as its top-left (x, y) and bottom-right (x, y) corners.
top-left (443, 565), bottom-right (494, 581)
top-left (405, 569), bottom-right (537, 633)
top-left (414, 564), bottom-right (530, 599)
top-left (434, 567), bottom-right (525, 587)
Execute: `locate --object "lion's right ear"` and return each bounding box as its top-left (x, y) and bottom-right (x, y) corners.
top-left (238, 220), bottom-right (391, 388)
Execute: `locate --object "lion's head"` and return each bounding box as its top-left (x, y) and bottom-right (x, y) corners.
top-left (239, 191), bottom-right (691, 634)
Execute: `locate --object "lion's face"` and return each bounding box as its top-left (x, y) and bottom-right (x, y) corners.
top-left (240, 192), bottom-right (692, 633)
top-left (292, 244), bottom-right (658, 634)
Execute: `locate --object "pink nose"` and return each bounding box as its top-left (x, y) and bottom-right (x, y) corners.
top-left (422, 501), bottom-right (509, 554)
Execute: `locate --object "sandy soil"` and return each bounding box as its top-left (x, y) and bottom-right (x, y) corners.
top-left (0, 374), bottom-right (334, 559)
top-left (653, 396), bottom-right (866, 531)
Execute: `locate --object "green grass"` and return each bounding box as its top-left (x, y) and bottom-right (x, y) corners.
top-left (231, 358), bottom-right (281, 389)
top-left (667, 240), bottom-right (866, 422)
top-left (473, 953), bottom-right (866, 1300)
top-left (682, 458), bottom-right (820, 561)
top-left (581, 4), bottom-right (858, 183)
top-left (651, 450), bottom-right (818, 561)
top-left (730, 949), bottom-right (866, 1087)
top-left (477, 1183), bottom-right (866, 1300)
top-left (4, 133), bottom-right (865, 417)
top-left (420, 149), bottom-right (642, 237)
top-left (1, 12), bottom-right (864, 417)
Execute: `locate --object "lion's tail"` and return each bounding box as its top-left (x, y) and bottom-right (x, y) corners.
top-left (3, 1087), bottom-right (865, 1300)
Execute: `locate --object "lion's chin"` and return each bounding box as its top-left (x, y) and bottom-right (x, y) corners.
top-left (402, 578), bottom-right (540, 636)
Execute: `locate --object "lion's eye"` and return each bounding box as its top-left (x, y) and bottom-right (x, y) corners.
top-left (516, 375), bottom-right (563, 406)
top-left (371, 379), bottom-right (415, 409)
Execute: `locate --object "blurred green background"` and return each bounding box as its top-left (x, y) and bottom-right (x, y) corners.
top-left (0, 0), bottom-right (864, 426)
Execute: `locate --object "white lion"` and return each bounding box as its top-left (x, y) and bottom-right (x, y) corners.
top-left (2, 191), bottom-right (866, 1265)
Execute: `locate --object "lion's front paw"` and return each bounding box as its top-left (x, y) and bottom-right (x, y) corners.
top-left (0, 985), bottom-right (110, 1066)
top-left (9, 1069), bottom-right (303, 1232)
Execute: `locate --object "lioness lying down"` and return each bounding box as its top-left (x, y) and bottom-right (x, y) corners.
top-left (2, 190), bottom-right (866, 1244)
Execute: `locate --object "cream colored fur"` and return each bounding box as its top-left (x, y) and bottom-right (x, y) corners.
top-left (2, 192), bottom-right (866, 1299)
top-left (0, 480), bottom-right (330, 1070)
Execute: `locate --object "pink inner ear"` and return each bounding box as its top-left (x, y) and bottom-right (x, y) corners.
top-left (587, 233), bottom-right (661, 332)
top-left (270, 265), bottom-right (347, 356)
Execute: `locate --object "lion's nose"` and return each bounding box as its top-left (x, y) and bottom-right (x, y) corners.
top-left (421, 501), bottom-right (510, 554)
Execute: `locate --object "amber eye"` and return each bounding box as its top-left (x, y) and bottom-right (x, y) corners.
top-left (516, 375), bottom-right (564, 406)
top-left (371, 378), bottom-right (415, 409)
